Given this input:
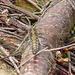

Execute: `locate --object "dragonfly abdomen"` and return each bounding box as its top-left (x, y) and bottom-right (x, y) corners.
top-left (32, 37), bottom-right (39, 54)
top-left (29, 27), bottom-right (39, 54)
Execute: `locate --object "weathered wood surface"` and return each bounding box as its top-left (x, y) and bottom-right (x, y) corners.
top-left (20, 0), bottom-right (75, 75)
top-left (35, 0), bottom-right (75, 48)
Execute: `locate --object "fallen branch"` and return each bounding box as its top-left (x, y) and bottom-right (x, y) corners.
top-left (20, 0), bottom-right (75, 75)
top-left (0, 45), bottom-right (20, 74)
top-left (0, 9), bottom-right (31, 31)
top-left (0, 28), bottom-right (23, 40)
top-left (41, 43), bottom-right (75, 52)
top-left (27, 0), bottom-right (42, 10)
top-left (68, 0), bottom-right (75, 10)
top-left (0, 0), bottom-right (39, 20)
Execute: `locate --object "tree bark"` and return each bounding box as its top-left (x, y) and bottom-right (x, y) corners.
top-left (20, 0), bottom-right (75, 75)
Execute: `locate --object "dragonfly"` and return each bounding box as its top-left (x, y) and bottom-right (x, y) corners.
top-left (29, 27), bottom-right (40, 54)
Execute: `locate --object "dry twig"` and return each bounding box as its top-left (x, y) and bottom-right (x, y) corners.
top-left (27, 0), bottom-right (42, 10)
top-left (0, 45), bottom-right (20, 74)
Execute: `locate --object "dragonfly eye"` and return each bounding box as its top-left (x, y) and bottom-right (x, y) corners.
top-left (33, 51), bottom-right (36, 54)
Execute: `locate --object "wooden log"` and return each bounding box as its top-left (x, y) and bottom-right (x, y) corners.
top-left (35, 0), bottom-right (75, 48)
top-left (20, 0), bottom-right (75, 75)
